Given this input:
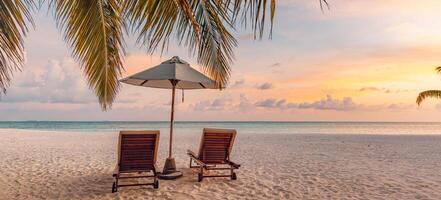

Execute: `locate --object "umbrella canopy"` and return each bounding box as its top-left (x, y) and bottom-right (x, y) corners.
top-left (120, 56), bottom-right (219, 89)
top-left (120, 56), bottom-right (221, 178)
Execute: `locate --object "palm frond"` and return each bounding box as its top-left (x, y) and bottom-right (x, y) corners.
top-left (50, 0), bottom-right (125, 110)
top-left (0, 0), bottom-right (34, 93)
top-left (436, 66), bottom-right (441, 74)
top-left (416, 90), bottom-right (441, 105)
top-left (229, 0), bottom-right (277, 39)
top-left (319, 0), bottom-right (329, 11)
top-left (176, 0), bottom-right (201, 37)
top-left (192, 0), bottom-right (237, 86)
top-left (123, 0), bottom-right (284, 88)
top-left (123, 0), bottom-right (237, 87)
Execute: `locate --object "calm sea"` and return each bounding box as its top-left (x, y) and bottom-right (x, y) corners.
top-left (0, 121), bottom-right (440, 135)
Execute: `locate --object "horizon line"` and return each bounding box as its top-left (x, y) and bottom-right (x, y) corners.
top-left (1, 120), bottom-right (441, 123)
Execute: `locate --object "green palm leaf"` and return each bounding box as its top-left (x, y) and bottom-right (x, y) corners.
top-left (416, 90), bottom-right (441, 105)
top-left (0, 0), bottom-right (34, 93)
top-left (50, 0), bottom-right (125, 110)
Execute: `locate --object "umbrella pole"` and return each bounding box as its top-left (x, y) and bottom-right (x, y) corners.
top-left (161, 80), bottom-right (183, 179)
top-left (169, 84), bottom-right (175, 158)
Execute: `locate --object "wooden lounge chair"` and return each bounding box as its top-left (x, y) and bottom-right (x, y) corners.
top-left (112, 131), bottom-right (160, 192)
top-left (187, 128), bottom-right (240, 182)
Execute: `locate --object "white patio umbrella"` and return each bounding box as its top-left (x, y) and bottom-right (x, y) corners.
top-left (120, 56), bottom-right (221, 179)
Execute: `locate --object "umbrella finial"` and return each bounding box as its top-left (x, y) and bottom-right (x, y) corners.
top-left (163, 56), bottom-right (188, 64)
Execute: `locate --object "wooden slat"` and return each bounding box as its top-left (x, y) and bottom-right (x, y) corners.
top-left (194, 129), bottom-right (237, 165)
top-left (120, 159), bottom-right (154, 163)
top-left (121, 150), bottom-right (154, 154)
top-left (122, 145), bottom-right (155, 148)
top-left (118, 133), bottom-right (158, 173)
top-left (120, 165), bottom-right (153, 169)
top-left (121, 154), bottom-right (153, 158)
top-left (201, 135), bottom-right (230, 162)
top-left (122, 138), bottom-right (156, 141)
top-left (120, 157), bottom-right (153, 161)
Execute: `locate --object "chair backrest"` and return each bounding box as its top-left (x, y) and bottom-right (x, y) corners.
top-left (198, 128), bottom-right (237, 164)
top-left (117, 130), bottom-right (160, 172)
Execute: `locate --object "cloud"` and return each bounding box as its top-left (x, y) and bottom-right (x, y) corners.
top-left (238, 94), bottom-right (253, 112)
top-left (253, 95), bottom-right (416, 112)
top-left (231, 79), bottom-right (245, 88)
top-left (297, 95), bottom-right (358, 111)
top-left (387, 103), bottom-right (415, 110)
top-left (191, 100), bottom-right (212, 111)
top-left (255, 99), bottom-right (287, 108)
top-left (0, 58), bottom-right (96, 104)
top-left (359, 87), bottom-right (381, 92)
top-left (269, 62), bottom-right (281, 68)
top-left (254, 95), bottom-right (359, 111)
top-left (268, 62), bottom-right (284, 74)
top-left (163, 99), bottom-right (182, 106)
top-left (256, 82), bottom-right (273, 90)
top-left (191, 97), bottom-right (233, 111)
top-left (359, 87), bottom-right (412, 93)
top-left (254, 95), bottom-right (376, 111)
top-left (193, 95), bottom-right (372, 113)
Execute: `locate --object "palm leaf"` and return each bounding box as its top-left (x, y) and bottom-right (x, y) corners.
top-left (232, 0), bottom-right (329, 38)
top-left (230, 0), bottom-right (277, 39)
top-left (0, 0), bottom-right (34, 93)
top-left (2, 0), bottom-right (333, 110)
top-left (50, 0), bottom-right (125, 110)
top-left (416, 90), bottom-right (441, 105)
top-left (124, 0), bottom-right (280, 88)
top-left (123, 0), bottom-right (233, 87)
top-left (320, 0), bottom-right (329, 11)
top-left (436, 66), bottom-right (441, 74)
top-left (191, 0), bottom-right (237, 86)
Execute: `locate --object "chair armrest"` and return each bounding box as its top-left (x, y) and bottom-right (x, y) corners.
top-left (227, 160), bottom-right (241, 169)
top-left (187, 149), bottom-right (206, 167)
top-left (187, 149), bottom-right (198, 158)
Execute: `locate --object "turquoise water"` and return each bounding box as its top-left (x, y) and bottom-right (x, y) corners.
top-left (0, 121), bottom-right (441, 135)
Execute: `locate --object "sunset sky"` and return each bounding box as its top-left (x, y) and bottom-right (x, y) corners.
top-left (2, 0), bottom-right (441, 121)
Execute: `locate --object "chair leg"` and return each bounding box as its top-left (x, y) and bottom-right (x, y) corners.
top-left (112, 177), bottom-right (118, 193)
top-left (198, 167), bottom-right (203, 182)
top-left (152, 169), bottom-right (159, 189)
top-left (153, 176), bottom-right (159, 189)
top-left (189, 158), bottom-right (192, 168)
top-left (231, 171), bottom-right (237, 180)
top-left (230, 167), bottom-right (237, 180)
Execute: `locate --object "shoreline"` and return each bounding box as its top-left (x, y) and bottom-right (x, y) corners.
top-left (2, 128), bottom-right (441, 136)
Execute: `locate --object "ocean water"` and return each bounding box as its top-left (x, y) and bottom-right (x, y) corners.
top-left (0, 121), bottom-right (441, 135)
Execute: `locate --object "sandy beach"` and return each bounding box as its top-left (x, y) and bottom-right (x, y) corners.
top-left (1, 129), bottom-right (441, 200)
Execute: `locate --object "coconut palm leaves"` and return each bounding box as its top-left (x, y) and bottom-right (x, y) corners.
top-left (417, 67), bottom-right (441, 105)
top-left (50, 0), bottom-right (125, 110)
top-left (417, 90), bottom-right (441, 105)
top-left (0, 0), bottom-right (34, 93)
top-left (124, 0), bottom-right (276, 88)
top-left (1, 0), bottom-right (333, 110)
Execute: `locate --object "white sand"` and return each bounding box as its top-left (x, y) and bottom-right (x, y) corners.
top-left (1, 129), bottom-right (441, 200)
